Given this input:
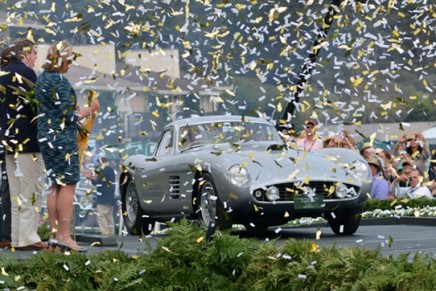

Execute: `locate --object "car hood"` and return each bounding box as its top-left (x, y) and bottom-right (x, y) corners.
top-left (205, 143), bottom-right (362, 187)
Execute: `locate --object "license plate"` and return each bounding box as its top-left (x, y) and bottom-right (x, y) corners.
top-left (294, 195), bottom-right (323, 209)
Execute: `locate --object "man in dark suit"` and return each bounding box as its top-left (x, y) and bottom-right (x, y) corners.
top-left (0, 45), bottom-right (12, 248)
top-left (0, 39), bottom-right (46, 250)
top-left (84, 152), bottom-right (117, 236)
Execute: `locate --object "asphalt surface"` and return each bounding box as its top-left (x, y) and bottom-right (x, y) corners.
top-left (2, 219), bottom-right (436, 260)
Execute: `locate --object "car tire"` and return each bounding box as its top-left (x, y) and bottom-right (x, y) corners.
top-left (197, 174), bottom-right (232, 230)
top-left (326, 206), bottom-right (363, 235)
top-left (122, 179), bottom-right (155, 235)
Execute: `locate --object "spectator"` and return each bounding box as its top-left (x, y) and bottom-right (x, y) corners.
top-left (323, 131), bottom-right (359, 151)
top-left (323, 135), bottom-right (343, 148)
top-left (360, 142), bottom-right (375, 160)
top-left (367, 155), bottom-right (389, 199)
top-left (376, 149), bottom-right (392, 166)
top-left (384, 162), bottom-right (397, 197)
top-left (0, 45), bottom-right (12, 248)
top-left (396, 159), bottom-right (415, 187)
top-left (341, 130), bottom-right (359, 151)
top-left (393, 132), bottom-right (430, 175)
top-left (0, 39), bottom-right (47, 250)
top-left (36, 40), bottom-right (99, 252)
top-left (296, 120), bottom-right (323, 152)
top-left (431, 181), bottom-right (436, 198)
top-left (429, 150), bottom-right (436, 182)
top-left (390, 168), bottom-right (432, 199)
top-left (84, 152), bottom-right (116, 236)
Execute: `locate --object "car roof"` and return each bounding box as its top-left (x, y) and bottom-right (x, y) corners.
top-left (164, 115), bottom-right (274, 129)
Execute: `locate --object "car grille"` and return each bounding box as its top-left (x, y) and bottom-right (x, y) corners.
top-left (253, 181), bottom-right (359, 202)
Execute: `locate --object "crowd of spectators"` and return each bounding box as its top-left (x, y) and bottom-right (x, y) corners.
top-left (280, 120), bottom-right (436, 200)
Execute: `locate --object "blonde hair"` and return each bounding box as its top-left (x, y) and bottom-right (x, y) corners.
top-left (42, 40), bottom-right (74, 73)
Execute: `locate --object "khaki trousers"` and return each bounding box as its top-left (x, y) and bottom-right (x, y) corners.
top-left (96, 204), bottom-right (115, 235)
top-left (6, 153), bottom-right (45, 247)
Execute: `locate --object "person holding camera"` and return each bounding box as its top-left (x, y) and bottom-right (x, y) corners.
top-left (393, 132), bottom-right (430, 176)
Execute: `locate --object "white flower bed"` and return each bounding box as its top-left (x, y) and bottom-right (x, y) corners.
top-left (362, 206), bottom-right (436, 218)
top-left (153, 207), bottom-right (436, 234)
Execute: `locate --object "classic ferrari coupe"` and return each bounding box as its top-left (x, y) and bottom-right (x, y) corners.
top-left (120, 115), bottom-right (371, 235)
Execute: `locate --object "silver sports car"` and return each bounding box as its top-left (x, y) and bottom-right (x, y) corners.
top-left (120, 115), bottom-right (371, 235)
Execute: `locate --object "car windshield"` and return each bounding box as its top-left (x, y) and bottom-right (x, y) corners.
top-left (177, 121), bottom-right (282, 150)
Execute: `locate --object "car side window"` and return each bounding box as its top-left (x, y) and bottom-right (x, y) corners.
top-left (156, 130), bottom-right (173, 156)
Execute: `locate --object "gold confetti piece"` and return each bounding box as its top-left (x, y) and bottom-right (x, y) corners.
top-left (90, 242), bottom-right (101, 247)
top-left (228, 192), bottom-right (239, 200)
top-left (235, 3), bottom-right (246, 10)
top-left (310, 243), bottom-right (320, 253)
top-left (196, 236), bottom-right (205, 243)
top-left (288, 169), bottom-right (300, 180)
top-left (423, 79), bottom-right (428, 88)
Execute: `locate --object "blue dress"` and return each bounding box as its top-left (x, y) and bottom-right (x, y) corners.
top-left (35, 70), bottom-right (80, 185)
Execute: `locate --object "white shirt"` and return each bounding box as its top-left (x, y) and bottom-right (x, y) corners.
top-left (391, 182), bottom-right (432, 199)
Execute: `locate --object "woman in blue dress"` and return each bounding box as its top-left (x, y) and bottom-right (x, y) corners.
top-left (36, 40), bottom-right (99, 252)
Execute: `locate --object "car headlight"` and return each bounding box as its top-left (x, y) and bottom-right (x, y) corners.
top-left (335, 183), bottom-right (348, 198)
top-left (349, 160), bottom-right (370, 180)
top-left (265, 186), bottom-right (280, 201)
top-left (227, 165), bottom-right (248, 186)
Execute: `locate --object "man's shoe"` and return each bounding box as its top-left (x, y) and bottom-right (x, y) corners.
top-left (16, 242), bottom-right (48, 251)
top-left (0, 241), bottom-right (11, 248)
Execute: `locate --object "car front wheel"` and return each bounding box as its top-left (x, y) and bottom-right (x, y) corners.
top-left (326, 206), bottom-right (363, 235)
top-left (198, 174), bottom-right (232, 230)
top-left (122, 180), bottom-right (155, 235)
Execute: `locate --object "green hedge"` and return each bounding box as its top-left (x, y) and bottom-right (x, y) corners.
top-left (364, 198), bottom-right (436, 212)
top-left (2, 219), bottom-right (436, 290)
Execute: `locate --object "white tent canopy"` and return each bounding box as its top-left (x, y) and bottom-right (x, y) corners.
top-left (422, 127), bottom-right (436, 145)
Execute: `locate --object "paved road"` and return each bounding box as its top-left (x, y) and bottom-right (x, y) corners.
top-left (2, 223), bottom-right (436, 260)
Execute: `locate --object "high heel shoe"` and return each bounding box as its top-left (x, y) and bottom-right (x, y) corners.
top-left (50, 239), bottom-right (88, 253)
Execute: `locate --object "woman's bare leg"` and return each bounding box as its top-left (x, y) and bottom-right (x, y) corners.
top-left (55, 184), bottom-right (81, 248)
top-left (46, 184), bottom-right (60, 238)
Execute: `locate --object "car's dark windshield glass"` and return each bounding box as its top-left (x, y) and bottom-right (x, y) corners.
top-left (177, 121), bottom-right (282, 150)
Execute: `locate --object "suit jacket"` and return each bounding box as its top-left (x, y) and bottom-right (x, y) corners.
top-left (0, 60), bottom-right (40, 154)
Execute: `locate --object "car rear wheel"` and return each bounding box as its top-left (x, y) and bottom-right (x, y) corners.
top-left (198, 174), bottom-right (232, 230)
top-left (326, 206), bottom-right (363, 235)
top-left (122, 180), bottom-right (155, 235)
